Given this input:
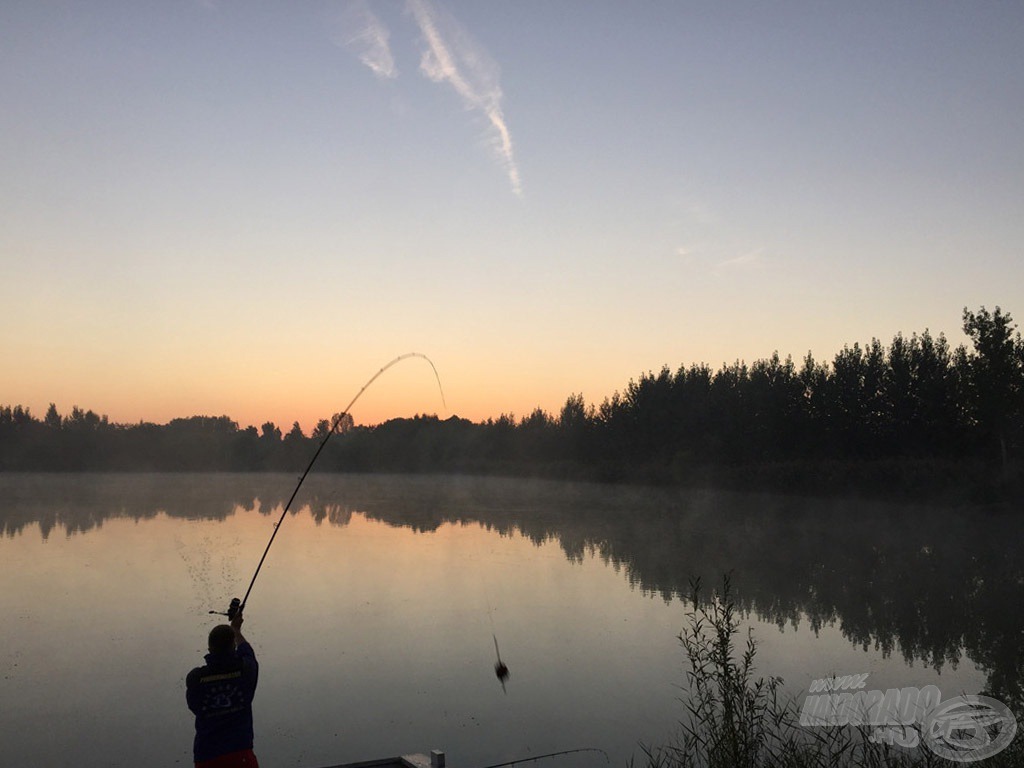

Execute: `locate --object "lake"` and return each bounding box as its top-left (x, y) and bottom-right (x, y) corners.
top-left (0, 473), bottom-right (1018, 767)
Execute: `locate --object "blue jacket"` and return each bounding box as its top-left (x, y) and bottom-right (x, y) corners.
top-left (186, 641), bottom-right (259, 762)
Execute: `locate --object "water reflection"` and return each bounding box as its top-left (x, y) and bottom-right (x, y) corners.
top-left (2, 472), bottom-right (1021, 704)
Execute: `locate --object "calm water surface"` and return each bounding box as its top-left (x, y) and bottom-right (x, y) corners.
top-left (1, 473), bottom-right (1018, 767)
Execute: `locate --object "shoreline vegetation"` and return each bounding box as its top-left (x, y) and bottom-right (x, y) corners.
top-left (3, 306), bottom-right (1022, 503)
top-left (637, 576), bottom-right (1024, 768)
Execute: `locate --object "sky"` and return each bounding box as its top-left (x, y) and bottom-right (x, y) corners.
top-left (2, 1), bottom-right (1022, 431)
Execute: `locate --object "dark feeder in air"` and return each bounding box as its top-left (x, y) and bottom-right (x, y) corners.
top-left (493, 635), bottom-right (510, 692)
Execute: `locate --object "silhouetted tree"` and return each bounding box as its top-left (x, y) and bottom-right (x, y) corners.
top-left (1, 305), bottom-right (1021, 499)
top-left (44, 403), bottom-right (62, 431)
top-left (233, 426), bottom-right (260, 470)
top-left (559, 393), bottom-right (594, 465)
top-left (962, 306), bottom-right (1023, 470)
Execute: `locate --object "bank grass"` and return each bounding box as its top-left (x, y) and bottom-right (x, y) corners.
top-left (634, 575), bottom-right (1024, 768)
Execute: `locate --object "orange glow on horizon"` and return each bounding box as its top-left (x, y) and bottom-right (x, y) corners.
top-left (9, 308), bottom-right (976, 435)
top-left (4, 381), bottom-right (581, 435)
top-left (3, 347), bottom-right (623, 434)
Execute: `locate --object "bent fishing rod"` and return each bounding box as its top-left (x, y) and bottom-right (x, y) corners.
top-left (210, 352), bottom-right (445, 621)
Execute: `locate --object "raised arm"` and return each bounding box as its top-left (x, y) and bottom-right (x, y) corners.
top-left (231, 610), bottom-right (247, 647)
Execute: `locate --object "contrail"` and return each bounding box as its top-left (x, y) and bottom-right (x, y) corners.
top-left (406, 0), bottom-right (523, 196)
top-left (334, 0), bottom-right (397, 79)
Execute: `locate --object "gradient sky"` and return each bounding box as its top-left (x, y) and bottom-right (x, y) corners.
top-left (2, 1), bottom-right (1022, 431)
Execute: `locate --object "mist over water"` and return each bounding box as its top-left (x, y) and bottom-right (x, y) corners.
top-left (0, 473), bottom-right (1009, 767)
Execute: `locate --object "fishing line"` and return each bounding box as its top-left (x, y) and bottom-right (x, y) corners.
top-left (476, 523), bottom-right (511, 690)
top-left (210, 352), bottom-right (445, 619)
top-left (476, 748), bottom-right (610, 768)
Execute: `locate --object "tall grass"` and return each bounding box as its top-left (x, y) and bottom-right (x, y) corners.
top-left (634, 575), bottom-right (1024, 768)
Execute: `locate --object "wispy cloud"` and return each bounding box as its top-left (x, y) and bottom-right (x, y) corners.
top-left (716, 248), bottom-right (767, 272)
top-left (672, 194), bottom-right (771, 274)
top-left (406, 0), bottom-right (522, 196)
top-left (332, 0), bottom-right (522, 194)
top-left (333, 0), bottom-right (397, 80)
top-left (672, 243), bottom-right (770, 275)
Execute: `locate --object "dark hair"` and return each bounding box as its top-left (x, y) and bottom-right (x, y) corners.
top-left (208, 624), bottom-right (235, 654)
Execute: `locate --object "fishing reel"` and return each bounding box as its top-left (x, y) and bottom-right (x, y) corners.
top-left (208, 597), bottom-right (242, 621)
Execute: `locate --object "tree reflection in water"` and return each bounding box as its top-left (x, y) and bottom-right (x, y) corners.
top-left (2, 472), bottom-right (1020, 704)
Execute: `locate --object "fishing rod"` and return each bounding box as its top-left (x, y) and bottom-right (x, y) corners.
top-left (210, 352), bottom-right (446, 620)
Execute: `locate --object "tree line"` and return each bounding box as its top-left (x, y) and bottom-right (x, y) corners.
top-left (2, 306), bottom-right (1022, 499)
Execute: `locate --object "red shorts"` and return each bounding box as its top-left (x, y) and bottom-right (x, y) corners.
top-left (196, 748), bottom-right (259, 768)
